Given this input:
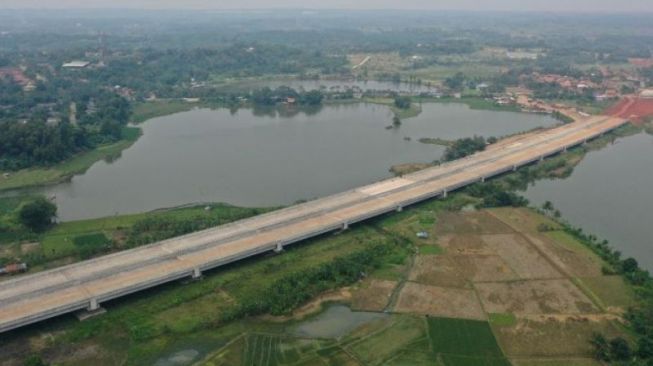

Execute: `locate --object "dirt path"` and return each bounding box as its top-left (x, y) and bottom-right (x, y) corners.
top-left (352, 55), bottom-right (371, 70)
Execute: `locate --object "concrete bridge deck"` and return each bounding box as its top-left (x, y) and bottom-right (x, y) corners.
top-left (0, 115), bottom-right (627, 333)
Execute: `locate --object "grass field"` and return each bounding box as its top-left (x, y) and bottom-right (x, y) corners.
top-left (428, 317), bottom-right (506, 358)
top-left (419, 245), bottom-right (444, 255)
top-left (489, 313), bottom-right (517, 327)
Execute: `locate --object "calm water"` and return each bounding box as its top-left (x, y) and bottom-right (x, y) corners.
top-left (524, 133), bottom-right (653, 271)
top-left (292, 305), bottom-right (388, 339)
top-left (18, 103), bottom-right (556, 221)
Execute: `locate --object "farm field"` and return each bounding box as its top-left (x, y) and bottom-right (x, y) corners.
top-left (0, 197), bottom-right (639, 366)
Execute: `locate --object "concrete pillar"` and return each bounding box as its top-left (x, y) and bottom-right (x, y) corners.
top-left (539, 155), bottom-right (545, 162)
top-left (442, 190), bottom-right (448, 198)
top-left (562, 146), bottom-right (568, 153)
top-left (343, 222), bottom-right (349, 230)
top-left (88, 298), bottom-right (100, 312)
top-left (274, 242), bottom-right (284, 253)
top-left (512, 165), bottom-right (518, 172)
top-left (396, 206), bottom-right (403, 212)
top-left (480, 177), bottom-right (485, 183)
top-left (192, 267), bottom-right (202, 279)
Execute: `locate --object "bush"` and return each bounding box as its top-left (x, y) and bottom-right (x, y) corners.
top-left (443, 136), bottom-right (486, 162)
top-left (18, 197), bottom-right (57, 232)
top-left (73, 233), bottom-right (112, 259)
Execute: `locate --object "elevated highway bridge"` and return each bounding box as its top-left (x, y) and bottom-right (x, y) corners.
top-left (0, 114), bottom-right (628, 333)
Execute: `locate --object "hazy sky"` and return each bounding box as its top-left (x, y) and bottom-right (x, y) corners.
top-left (0, 0), bottom-right (651, 13)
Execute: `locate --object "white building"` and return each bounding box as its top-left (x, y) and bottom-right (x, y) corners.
top-left (62, 61), bottom-right (90, 69)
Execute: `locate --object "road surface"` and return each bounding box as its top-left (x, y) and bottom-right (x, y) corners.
top-left (0, 114), bottom-right (627, 333)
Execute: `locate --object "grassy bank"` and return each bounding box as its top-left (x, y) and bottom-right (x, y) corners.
top-left (131, 100), bottom-right (197, 124)
top-left (0, 127), bottom-right (141, 192)
top-left (363, 97), bottom-right (423, 119)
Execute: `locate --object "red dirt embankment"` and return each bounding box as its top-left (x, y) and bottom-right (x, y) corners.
top-left (606, 96), bottom-right (653, 124)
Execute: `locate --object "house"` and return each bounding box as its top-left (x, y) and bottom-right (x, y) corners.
top-left (641, 89), bottom-right (653, 99)
top-left (62, 61), bottom-right (90, 69)
top-left (46, 117), bottom-right (61, 127)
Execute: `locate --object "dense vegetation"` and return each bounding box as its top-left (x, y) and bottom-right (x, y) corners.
top-left (442, 136), bottom-right (487, 161)
top-left (0, 82), bottom-right (131, 170)
top-left (126, 206), bottom-right (266, 248)
top-left (250, 86), bottom-right (325, 107)
top-left (223, 241), bottom-right (397, 320)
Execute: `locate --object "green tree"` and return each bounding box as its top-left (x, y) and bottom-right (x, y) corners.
top-left (444, 72), bottom-right (466, 91)
top-left (609, 337), bottom-right (632, 361)
top-left (638, 337), bottom-right (653, 359)
top-left (392, 115), bottom-right (402, 128)
top-left (19, 197), bottom-right (57, 232)
top-left (622, 258), bottom-right (639, 273)
top-left (542, 201), bottom-right (554, 212)
top-left (590, 333), bottom-right (611, 362)
top-left (394, 96), bottom-right (411, 110)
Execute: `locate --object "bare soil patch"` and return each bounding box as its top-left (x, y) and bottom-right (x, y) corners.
top-left (438, 234), bottom-right (495, 255)
top-left (20, 242), bottom-right (40, 254)
top-left (527, 233), bottom-right (603, 278)
top-left (476, 279), bottom-right (599, 315)
top-left (394, 282), bottom-right (486, 320)
top-left (495, 317), bottom-right (627, 358)
top-left (451, 254), bottom-right (519, 282)
top-left (482, 234), bottom-right (562, 279)
top-left (409, 255), bottom-right (469, 288)
top-left (351, 279), bottom-right (397, 311)
top-left (436, 211), bottom-right (515, 235)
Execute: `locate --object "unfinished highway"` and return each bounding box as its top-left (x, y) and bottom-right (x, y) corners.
top-left (0, 114), bottom-right (628, 333)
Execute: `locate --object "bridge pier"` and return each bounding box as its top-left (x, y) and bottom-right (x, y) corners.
top-left (191, 267), bottom-right (202, 280)
top-left (274, 242), bottom-right (284, 253)
top-left (442, 190), bottom-right (448, 198)
top-left (76, 298), bottom-right (106, 321)
top-left (396, 206), bottom-right (403, 212)
top-left (342, 222), bottom-right (349, 230)
top-left (512, 165), bottom-right (518, 172)
top-left (89, 298), bottom-right (100, 312)
top-left (539, 155), bottom-right (545, 162)
top-left (480, 177), bottom-right (485, 183)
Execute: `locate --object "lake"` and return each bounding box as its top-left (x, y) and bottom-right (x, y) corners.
top-left (21, 102), bottom-right (557, 221)
top-left (524, 132), bottom-right (653, 271)
top-left (292, 304), bottom-right (388, 339)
